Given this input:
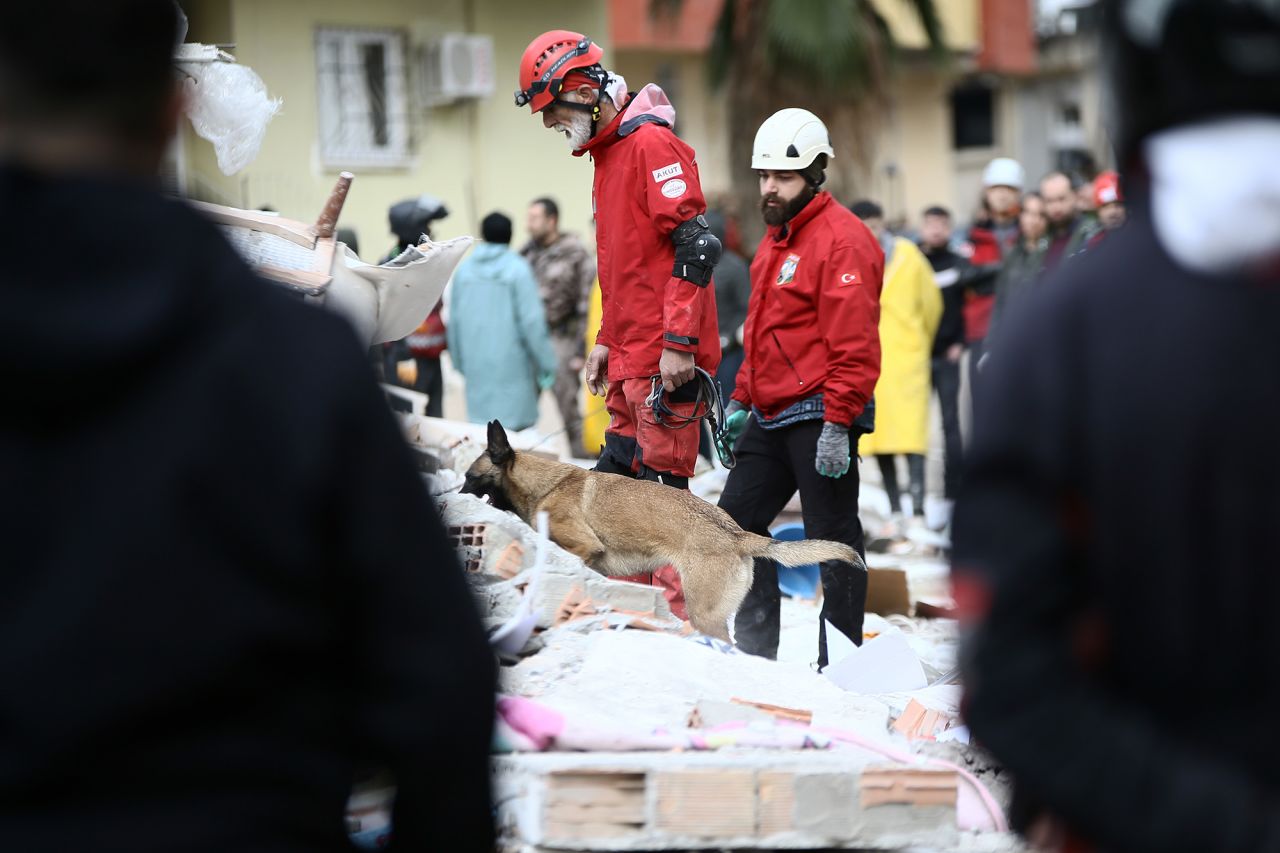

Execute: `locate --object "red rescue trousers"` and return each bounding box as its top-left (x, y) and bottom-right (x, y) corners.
top-left (600, 377), bottom-right (704, 620)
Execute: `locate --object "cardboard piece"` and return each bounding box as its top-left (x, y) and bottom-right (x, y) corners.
top-left (865, 566), bottom-right (911, 616)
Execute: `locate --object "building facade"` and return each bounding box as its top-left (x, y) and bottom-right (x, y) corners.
top-left (179, 0), bottom-right (606, 257)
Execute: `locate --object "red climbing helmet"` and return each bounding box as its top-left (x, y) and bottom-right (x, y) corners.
top-left (1093, 170), bottom-right (1123, 207)
top-left (514, 30), bottom-right (604, 114)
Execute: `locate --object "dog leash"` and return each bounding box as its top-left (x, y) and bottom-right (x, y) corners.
top-left (645, 366), bottom-right (737, 469)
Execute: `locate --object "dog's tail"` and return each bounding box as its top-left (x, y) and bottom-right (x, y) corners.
top-left (745, 535), bottom-right (866, 571)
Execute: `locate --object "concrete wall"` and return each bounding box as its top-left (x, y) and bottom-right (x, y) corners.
top-left (871, 67), bottom-right (955, 226)
top-left (179, 0), bottom-right (606, 256)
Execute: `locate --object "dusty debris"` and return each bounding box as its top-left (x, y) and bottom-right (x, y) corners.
top-left (730, 697), bottom-right (815, 726)
top-left (404, 416), bottom-right (1014, 849)
top-left (686, 700), bottom-right (774, 729)
top-left (892, 698), bottom-right (960, 742)
top-left (553, 586), bottom-right (598, 626)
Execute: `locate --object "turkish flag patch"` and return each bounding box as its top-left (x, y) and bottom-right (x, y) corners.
top-left (839, 272), bottom-right (859, 285)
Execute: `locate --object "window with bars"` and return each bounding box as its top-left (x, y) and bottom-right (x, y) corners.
top-left (315, 27), bottom-right (411, 168)
top-left (950, 84), bottom-right (996, 150)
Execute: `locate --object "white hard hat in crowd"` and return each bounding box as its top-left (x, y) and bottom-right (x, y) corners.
top-left (982, 157), bottom-right (1025, 191)
top-left (752, 108), bottom-right (835, 171)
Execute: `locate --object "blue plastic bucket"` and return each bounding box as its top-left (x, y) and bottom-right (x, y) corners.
top-left (770, 522), bottom-right (822, 599)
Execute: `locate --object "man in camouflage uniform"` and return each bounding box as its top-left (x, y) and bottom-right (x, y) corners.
top-left (521, 196), bottom-right (596, 455)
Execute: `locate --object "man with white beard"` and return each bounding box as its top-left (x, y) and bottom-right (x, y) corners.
top-left (513, 31), bottom-right (721, 620)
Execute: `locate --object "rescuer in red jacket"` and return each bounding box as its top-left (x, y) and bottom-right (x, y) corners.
top-left (718, 109), bottom-right (883, 668)
top-left (515, 30), bottom-right (721, 618)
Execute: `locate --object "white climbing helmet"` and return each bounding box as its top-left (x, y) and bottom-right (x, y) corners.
top-left (751, 108), bottom-right (834, 170)
top-left (982, 157), bottom-right (1026, 191)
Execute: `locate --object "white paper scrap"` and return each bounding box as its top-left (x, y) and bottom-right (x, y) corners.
top-left (823, 630), bottom-right (929, 695)
top-left (824, 619), bottom-right (859, 665)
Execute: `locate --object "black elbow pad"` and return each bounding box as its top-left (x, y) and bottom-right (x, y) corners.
top-left (670, 214), bottom-right (722, 286)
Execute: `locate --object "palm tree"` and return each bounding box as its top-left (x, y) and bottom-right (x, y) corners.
top-left (656, 0), bottom-right (947, 246)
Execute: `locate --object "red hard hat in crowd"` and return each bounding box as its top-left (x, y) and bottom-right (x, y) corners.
top-left (514, 30), bottom-right (604, 114)
top-left (1093, 171), bottom-right (1122, 207)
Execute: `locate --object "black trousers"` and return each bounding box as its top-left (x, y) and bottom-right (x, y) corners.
top-left (931, 355), bottom-right (963, 500)
top-left (718, 418), bottom-right (867, 668)
top-left (414, 357), bottom-right (444, 418)
top-left (876, 453), bottom-right (926, 516)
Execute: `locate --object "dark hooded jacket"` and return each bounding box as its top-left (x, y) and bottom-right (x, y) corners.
top-left (953, 198), bottom-right (1280, 852)
top-left (0, 166), bottom-right (495, 852)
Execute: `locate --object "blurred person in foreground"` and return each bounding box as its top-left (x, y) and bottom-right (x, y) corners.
top-left (450, 211), bottom-right (558, 431)
top-left (987, 191), bottom-right (1049, 343)
top-left (852, 200), bottom-right (941, 532)
top-left (953, 0), bottom-right (1280, 850)
top-left (917, 205), bottom-right (967, 525)
top-left (718, 109), bottom-right (882, 667)
top-left (521, 196), bottom-right (595, 454)
top-left (0, 2), bottom-right (495, 850)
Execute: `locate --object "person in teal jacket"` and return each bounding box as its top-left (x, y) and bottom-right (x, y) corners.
top-left (447, 212), bottom-right (558, 431)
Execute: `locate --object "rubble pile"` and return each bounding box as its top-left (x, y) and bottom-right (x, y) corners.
top-left (406, 413), bottom-right (1020, 852)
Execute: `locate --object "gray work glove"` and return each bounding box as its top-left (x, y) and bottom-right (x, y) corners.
top-left (815, 422), bottom-right (851, 478)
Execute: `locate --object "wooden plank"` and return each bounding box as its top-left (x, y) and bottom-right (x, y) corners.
top-left (314, 172), bottom-right (354, 238)
top-left (654, 770), bottom-right (756, 837)
top-left (730, 697), bottom-right (814, 725)
top-left (189, 201), bottom-right (318, 249)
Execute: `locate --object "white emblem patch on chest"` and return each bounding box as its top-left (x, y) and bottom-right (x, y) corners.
top-left (661, 178), bottom-right (687, 199)
top-left (776, 253), bottom-right (801, 285)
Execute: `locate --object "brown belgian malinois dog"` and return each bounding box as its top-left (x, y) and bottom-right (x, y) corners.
top-left (461, 421), bottom-right (864, 641)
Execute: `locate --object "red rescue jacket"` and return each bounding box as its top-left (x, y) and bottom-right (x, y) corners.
top-left (732, 192), bottom-right (883, 427)
top-left (576, 85), bottom-right (720, 380)
top-left (963, 220), bottom-right (1017, 342)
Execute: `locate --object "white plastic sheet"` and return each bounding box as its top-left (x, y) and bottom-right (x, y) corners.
top-left (182, 61), bottom-right (281, 175)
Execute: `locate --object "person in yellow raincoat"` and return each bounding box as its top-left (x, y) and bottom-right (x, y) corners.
top-left (581, 277), bottom-right (609, 456)
top-left (852, 201), bottom-right (942, 520)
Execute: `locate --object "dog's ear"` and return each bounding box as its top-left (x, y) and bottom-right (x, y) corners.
top-left (487, 420), bottom-right (514, 467)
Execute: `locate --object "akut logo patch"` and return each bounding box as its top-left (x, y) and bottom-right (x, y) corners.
top-left (776, 253), bottom-right (801, 285)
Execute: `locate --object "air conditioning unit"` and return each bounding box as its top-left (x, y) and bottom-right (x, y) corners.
top-left (417, 34), bottom-right (494, 106)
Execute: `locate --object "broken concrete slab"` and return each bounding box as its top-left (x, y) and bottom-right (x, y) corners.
top-left (440, 493), bottom-right (675, 633)
top-left (493, 751), bottom-right (1016, 851)
top-left (503, 628), bottom-right (892, 737)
